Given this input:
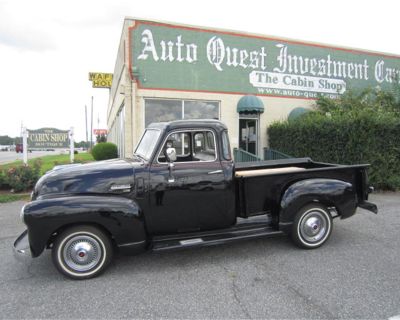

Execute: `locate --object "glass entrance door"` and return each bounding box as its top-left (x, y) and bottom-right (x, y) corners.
top-left (239, 119), bottom-right (258, 155)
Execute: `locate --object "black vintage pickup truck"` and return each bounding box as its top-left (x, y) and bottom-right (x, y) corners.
top-left (14, 120), bottom-right (377, 279)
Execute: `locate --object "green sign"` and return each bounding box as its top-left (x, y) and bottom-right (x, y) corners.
top-left (130, 21), bottom-right (400, 99)
top-left (28, 128), bottom-right (69, 148)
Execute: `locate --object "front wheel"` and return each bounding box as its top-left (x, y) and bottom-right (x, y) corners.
top-left (52, 225), bottom-right (113, 279)
top-left (291, 204), bottom-right (333, 249)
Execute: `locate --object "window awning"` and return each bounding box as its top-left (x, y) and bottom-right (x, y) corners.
top-left (288, 107), bottom-right (310, 121)
top-left (237, 95), bottom-right (264, 114)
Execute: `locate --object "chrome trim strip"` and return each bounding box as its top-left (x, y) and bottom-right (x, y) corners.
top-left (118, 240), bottom-right (146, 247)
top-left (110, 184), bottom-right (131, 191)
top-left (208, 170), bottom-right (223, 175)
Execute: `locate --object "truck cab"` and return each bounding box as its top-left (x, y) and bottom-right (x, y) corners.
top-left (135, 120), bottom-right (235, 235)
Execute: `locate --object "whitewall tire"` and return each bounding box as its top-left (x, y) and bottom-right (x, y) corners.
top-left (291, 204), bottom-right (333, 249)
top-left (52, 225), bottom-right (113, 279)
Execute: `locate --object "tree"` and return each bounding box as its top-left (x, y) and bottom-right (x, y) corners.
top-left (74, 141), bottom-right (90, 149)
top-left (268, 86), bottom-right (400, 190)
top-left (96, 134), bottom-right (107, 143)
top-left (0, 135), bottom-right (16, 145)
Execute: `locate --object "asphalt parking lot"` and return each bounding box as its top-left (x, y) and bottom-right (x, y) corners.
top-left (0, 193), bottom-right (399, 319)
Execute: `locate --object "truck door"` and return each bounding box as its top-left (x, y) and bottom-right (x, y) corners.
top-left (147, 129), bottom-right (234, 235)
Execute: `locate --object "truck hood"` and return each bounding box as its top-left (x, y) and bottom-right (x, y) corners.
top-left (33, 158), bottom-right (143, 200)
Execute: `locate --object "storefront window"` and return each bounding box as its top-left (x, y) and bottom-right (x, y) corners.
top-left (145, 99), bottom-right (182, 127)
top-left (184, 101), bottom-right (219, 120)
top-left (145, 99), bottom-right (219, 126)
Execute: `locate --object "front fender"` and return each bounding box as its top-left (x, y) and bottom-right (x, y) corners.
top-left (279, 178), bottom-right (356, 233)
top-left (23, 195), bottom-right (147, 257)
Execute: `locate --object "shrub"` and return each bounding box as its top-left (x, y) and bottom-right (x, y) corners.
top-left (4, 160), bottom-right (42, 192)
top-left (268, 88), bottom-right (400, 190)
top-left (91, 142), bottom-right (118, 161)
top-left (0, 169), bottom-right (6, 189)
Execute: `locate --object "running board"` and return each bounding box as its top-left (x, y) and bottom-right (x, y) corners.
top-left (152, 226), bottom-right (284, 252)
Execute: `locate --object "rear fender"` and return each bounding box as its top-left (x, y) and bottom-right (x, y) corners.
top-left (23, 196), bottom-right (147, 257)
top-left (279, 178), bottom-right (356, 234)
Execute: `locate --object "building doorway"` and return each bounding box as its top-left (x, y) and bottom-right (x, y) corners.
top-left (239, 118), bottom-right (258, 156)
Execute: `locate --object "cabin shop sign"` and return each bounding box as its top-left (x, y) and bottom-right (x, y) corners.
top-left (28, 128), bottom-right (70, 148)
top-left (131, 22), bottom-right (400, 99)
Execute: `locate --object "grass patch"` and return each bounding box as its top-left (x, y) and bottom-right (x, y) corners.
top-left (0, 193), bottom-right (30, 203)
top-left (0, 152), bottom-right (94, 175)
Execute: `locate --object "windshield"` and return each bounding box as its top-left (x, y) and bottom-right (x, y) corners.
top-left (134, 129), bottom-right (161, 161)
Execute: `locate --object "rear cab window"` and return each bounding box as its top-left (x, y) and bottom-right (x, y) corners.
top-left (221, 130), bottom-right (232, 161)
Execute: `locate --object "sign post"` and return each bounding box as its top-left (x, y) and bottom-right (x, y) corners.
top-left (22, 127), bottom-right (28, 165)
top-left (69, 127), bottom-right (74, 163)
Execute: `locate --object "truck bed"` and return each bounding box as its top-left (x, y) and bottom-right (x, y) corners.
top-left (234, 158), bottom-right (368, 218)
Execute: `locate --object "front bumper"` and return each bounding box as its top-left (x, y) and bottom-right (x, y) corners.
top-left (13, 230), bottom-right (32, 262)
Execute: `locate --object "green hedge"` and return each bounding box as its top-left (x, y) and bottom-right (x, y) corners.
top-left (0, 155), bottom-right (95, 192)
top-left (268, 110), bottom-right (400, 190)
top-left (91, 142), bottom-right (118, 161)
top-left (0, 169), bottom-right (6, 189)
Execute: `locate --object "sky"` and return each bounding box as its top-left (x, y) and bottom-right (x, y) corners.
top-left (0, 0), bottom-right (399, 142)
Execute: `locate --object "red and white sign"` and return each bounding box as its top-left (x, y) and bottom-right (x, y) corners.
top-left (94, 129), bottom-right (108, 135)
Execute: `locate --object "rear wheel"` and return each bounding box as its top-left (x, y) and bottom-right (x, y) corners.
top-left (291, 204), bottom-right (332, 249)
top-left (52, 225), bottom-right (113, 279)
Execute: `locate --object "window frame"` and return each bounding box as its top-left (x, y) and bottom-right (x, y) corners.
top-left (221, 130), bottom-right (232, 161)
top-left (162, 132), bottom-right (191, 158)
top-left (134, 128), bottom-right (162, 161)
top-left (144, 98), bottom-right (220, 128)
top-left (155, 129), bottom-right (219, 164)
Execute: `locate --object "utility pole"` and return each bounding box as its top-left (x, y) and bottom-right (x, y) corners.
top-left (69, 127), bottom-right (74, 163)
top-left (90, 96), bottom-right (93, 150)
top-left (97, 112), bottom-right (100, 143)
top-left (22, 127), bottom-right (28, 165)
top-left (85, 105), bottom-right (88, 149)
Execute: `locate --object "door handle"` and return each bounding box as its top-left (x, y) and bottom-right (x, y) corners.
top-left (208, 170), bottom-right (223, 175)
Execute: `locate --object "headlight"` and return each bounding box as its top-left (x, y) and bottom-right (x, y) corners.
top-left (20, 205), bottom-right (26, 224)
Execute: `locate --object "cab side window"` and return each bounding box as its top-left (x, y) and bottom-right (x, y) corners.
top-left (158, 131), bottom-right (217, 162)
top-left (158, 132), bottom-right (190, 162)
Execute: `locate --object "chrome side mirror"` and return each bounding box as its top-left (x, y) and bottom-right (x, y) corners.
top-left (166, 147), bottom-right (177, 163)
top-left (166, 147), bottom-right (176, 183)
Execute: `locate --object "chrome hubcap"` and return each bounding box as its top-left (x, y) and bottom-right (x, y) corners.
top-left (63, 235), bottom-right (102, 272)
top-left (299, 209), bottom-right (328, 243)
